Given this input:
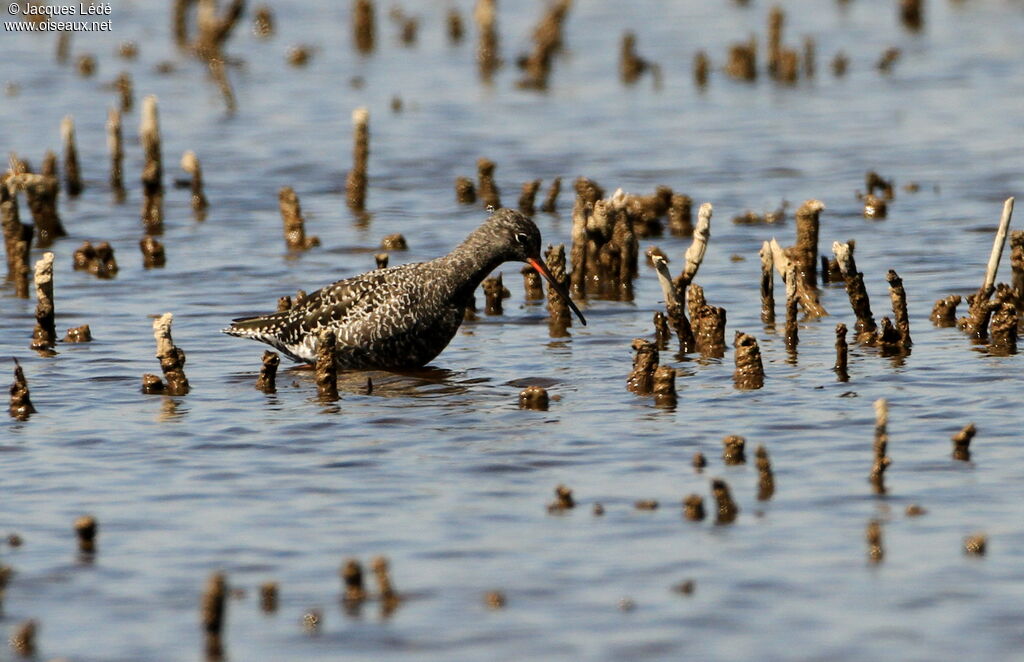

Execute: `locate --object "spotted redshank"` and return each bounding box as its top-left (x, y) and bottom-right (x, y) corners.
top-left (223, 208), bottom-right (586, 369)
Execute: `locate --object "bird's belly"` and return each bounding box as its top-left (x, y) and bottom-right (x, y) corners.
top-left (333, 304), bottom-right (465, 370)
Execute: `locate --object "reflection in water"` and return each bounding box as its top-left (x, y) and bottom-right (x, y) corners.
top-left (290, 364), bottom-right (472, 399)
top-left (157, 397), bottom-right (187, 422)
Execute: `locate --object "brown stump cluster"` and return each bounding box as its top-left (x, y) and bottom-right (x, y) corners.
top-left (140, 96), bottom-right (165, 235)
top-left (930, 294), bottom-right (960, 327)
top-left (521, 264), bottom-right (544, 300)
top-left (316, 329), bottom-right (339, 402)
top-left (1010, 230), bottom-right (1024, 303)
top-left (107, 108), bottom-right (125, 200)
top-left (653, 365), bottom-right (677, 408)
top-left (77, 54), bottom-right (97, 77)
top-left (482, 273), bottom-right (510, 315)
top-left (15, 173), bottom-right (66, 247)
top-left (756, 445), bottom-right (775, 500)
top-left (545, 244), bottom-right (572, 337)
top-left (821, 250), bottom-right (844, 285)
top-left (253, 6), bottom-right (274, 38)
top-left (570, 185), bottom-right (666, 304)
top-left (73, 241), bottom-right (119, 278)
top-left (10, 620), bottom-right (36, 657)
top-left (988, 298), bottom-right (1018, 354)
top-left (668, 194), bottom-right (694, 237)
top-left (30, 253), bottom-right (57, 351)
top-left (484, 590), bottom-right (506, 609)
top-left (793, 199), bottom-right (823, 289)
top-left (831, 51), bottom-right (847, 76)
top-left (447, 8), bottom-right (464, 44)
top-left (280, 186), bottom-right (320, 251)
top-left (722, 435), bottom-right (746, 465)
top-left (201, 571), bottom-right (227, 660)
top-left (963, 534), bottom-right (987, 557)
top-left (61, 116), bottom-right (83, 197)
top-left (476, 158), bottom-right (501, 209)
top-left (518, 385), bottom-right (549, 411)
top-left (627, 338), bottom-right (659, 395)
top-left (767, 201), bottom-right (826, 323)
top-left (712, 479), bottom-right (739, 524)
top-left (860, 173), bottom-right (894, 219)
top-left (689, 284), bottom-right (727, 358)
top-left (833, 241), bottom-right (877, 342)
top-left (652, 311), bottom-right (671, 350)
top-left (388, 7), bottom-right (419, 47)
top-left (683, 494), bottom-right (705, 521)
top-left (516, 0), bottom-right (571, 90)
top-left (115, 72), bottom-right (134, 113)
top-left (455, 176), bottom-right (476, 204)
top-left (765, 5), bottom-right (803, 84)
top-left (619, 32), bottom-right (660, 87)
top-left (41, 151), bottom-right (57, 177)
top-left (2, 173), bottom-right (32, 297)
top-left (518, 180), bottom-right (541, 216)
top-left (950, 199), bottom-right (1016, 341)
top-left (547, 484), bottom-right (575, 513)
top-left (475, 0), bottom-right (501, 80)
top-left (869, 398), bottom-right (891, 495)
top-left (726, 36), bottom-right (758, 81)
top-left (352, 0), bottom-right (375, 53)
top-left (692, 452), bottom-right (707, 471)
top-left (181, 150), bottom-right (209, 217)
top-left (834, 323), bottom-right (850, 381)
top-left (759, 241), bottom-right (775, 324)
top-left (804, 37), bottom-right (816, 78)
top-left (648, 205), bottom-right (712, 353)
top-left (9, 359), bottom-right (36, 421)
top-left (862, 194), bottom-right (886, 220)
top-left (341, 558), bottom-right (367, 603)
top-left (346, 108), bottom-right (370, 211)
top-left (877, 47), bottom-right (901, 74)
top-left (64, 325), bottom-right (92, 343)
top-left (693, 51), bottom-right (710, 88)
top-left (541, 177), bottom-right (561, 213)
top-left (371, 556), bottom-right (400, 614)
top-left (140, 236), bottom-right (167, 268)
top-left (733, 332), bottom-right (765, 390)
top-left (143, 313), bottom-right (191, 395)
top-left (783, 264), bottom-right (799, 351)
top-left (74, 515), bottom-right (98, 554)
top-left (886, 270), bottom-right (912, 348)
top-left (380, 234), bottom-right (407, 251)
top-left (258, 581), bottom-right (278, 613)
top-left (286, 45), bottom-right (313, 67)
top-left (256, 351), bottom-right (280, 394)
top-left (900, 0), bottom-right (924, 31)
top-left (866, 520), bottom-right (884, 563)
top-left (951, 423), bottom-right (976, 462)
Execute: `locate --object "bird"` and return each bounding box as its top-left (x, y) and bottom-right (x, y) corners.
top-left (223, 208), bottom-right (586, 370)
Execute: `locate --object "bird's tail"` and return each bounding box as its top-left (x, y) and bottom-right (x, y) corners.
top-left (221, 311), bottom-right (291, 341)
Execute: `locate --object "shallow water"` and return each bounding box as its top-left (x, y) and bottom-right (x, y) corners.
top-left (2, 1), bottom-right (1024, 660)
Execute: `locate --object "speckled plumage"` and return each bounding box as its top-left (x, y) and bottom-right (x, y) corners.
top-left (223, 208), bottom-right (585, 369)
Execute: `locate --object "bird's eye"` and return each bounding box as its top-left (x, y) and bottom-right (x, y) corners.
top-left (515, 233), bottom-right (528, 244)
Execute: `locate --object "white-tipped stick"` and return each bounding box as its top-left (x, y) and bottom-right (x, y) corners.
top-left (651, 254), bottom-right (677, 306)
top-left (679, 202), bottom-right (712, 284)
top-left (981, 197), bottom-right (1015, 295)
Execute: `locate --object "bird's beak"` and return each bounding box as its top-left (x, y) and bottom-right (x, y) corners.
top-left (527, 257), bottom-right (587, 326)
